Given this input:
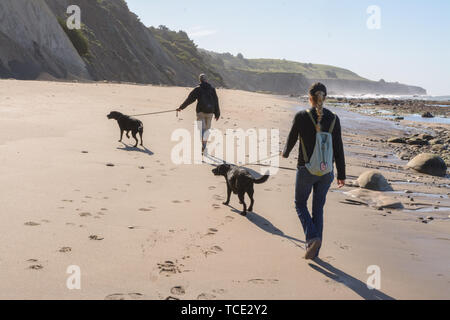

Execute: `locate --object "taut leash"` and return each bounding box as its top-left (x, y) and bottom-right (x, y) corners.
top-left (130, 109), bottom-right (178, 117)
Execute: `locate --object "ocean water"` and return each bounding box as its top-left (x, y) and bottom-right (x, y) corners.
top-left (327, 94), bottom-right (450, 102)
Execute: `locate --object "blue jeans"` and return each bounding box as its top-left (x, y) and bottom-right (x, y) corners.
top-left (295, 167), bottom-right (334, 254)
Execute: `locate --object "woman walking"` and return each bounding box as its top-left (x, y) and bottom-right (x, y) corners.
top-left (282, 83), bottom-right (346, 260)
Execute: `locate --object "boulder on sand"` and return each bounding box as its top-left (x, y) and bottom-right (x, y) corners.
top-left (357, 171), bottom-right (393, 192)
top-left (388, 137), bottom-right (406, 144)
top-left (407, 153), bottom-right (447, 177)
top-left (407, 137), bottom-right (429, 146)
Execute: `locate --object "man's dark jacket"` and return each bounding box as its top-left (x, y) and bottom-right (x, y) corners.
top-left (179, 82), bottom-right (220, 119)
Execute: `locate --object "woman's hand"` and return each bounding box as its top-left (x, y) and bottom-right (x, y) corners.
top-left (337, 180), bottom-right (345, 188)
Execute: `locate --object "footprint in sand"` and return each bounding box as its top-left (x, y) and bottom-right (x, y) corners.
top-left (157, 261), bottom-right (181, 276)
top-left (24, 221), bottom-right (40, 227)
top-left (206, 228), bottom-right (218, 236)
top-left (212, 204), bottom-right (221, 209)
top-left (79, 212), bottom-right (92, 217)
top-left (59, 247), bottom-right (72, 253)
top-left (197, 293), bottom-right (216, 300)
top-left (105, 293), bottom-right (145, 300)
top-left (209, 186), bottom-right (216, 190)
top-left (204, 246), bottom-right (223, 257)
top-left (212, 289), bottom-right (226, 295)
top-left (334, 241), bottom-right (351, 250)
top-left (225, 216), bottom-right (235, 222)
top-left (165, 296), bottom-right (180, 300)
top-left (213, 195), bottom-right (224, 201)
top-left (139, 208), bottom-right (152, 212)
top-left (27, 260), bottom-right (43, 270)
top-left (170, 286), bottom-right (186, 296)
top-left (248, 279), bottom-right (279, 285)
top-left (89, 235), bottom-right (104, 241)
top-left (172, 200), bottom-right (182, 204)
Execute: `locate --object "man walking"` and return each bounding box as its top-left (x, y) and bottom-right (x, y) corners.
top-left (177, 74), bottom-right (220, 152)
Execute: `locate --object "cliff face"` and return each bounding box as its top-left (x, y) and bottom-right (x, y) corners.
top-left (200, 50), bottom-right (427, 96)
top-left (0, 0), bottom-right (90, 80)
top-left (221, 69), bottom-right (311, 95)
top-left (312, 79), bottom-right (427, 96)
top-left (44, 0), bottom-right (216, 86)
top-left (0, 0), bottom-right (427, 95)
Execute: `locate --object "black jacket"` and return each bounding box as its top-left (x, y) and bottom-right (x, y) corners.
top-left (179, 82), bottom-right (220, 119)
top-left (283, 107), bottom-right (346, 180)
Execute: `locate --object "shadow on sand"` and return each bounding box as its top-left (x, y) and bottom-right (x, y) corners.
top-left (308, 258), bottom-right (396, 300)
top-left (117, 143), bottom-right (154, 156)
top-left (226, 204), bottom-right (305, 248)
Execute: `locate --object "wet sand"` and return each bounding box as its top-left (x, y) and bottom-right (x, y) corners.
top-left (0, 79), bottom-right (449, 300)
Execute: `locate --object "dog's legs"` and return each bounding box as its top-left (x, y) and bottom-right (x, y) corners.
top-left (132, 131), bottom-right (139, 148)
top-left (126, 131), bottom-right (130, 139)
top-left (119, 129), bottom-right (124, 142)
top-left (238, 193), bottom-right (247, 216)
top-left (223, 182), bottom-right (231, 206)
top-left (247, 187), bottom-right (255, 212)
top-left (139, 129), bottom-right (144, 146)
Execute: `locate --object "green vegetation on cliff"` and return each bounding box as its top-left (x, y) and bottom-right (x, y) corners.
top-left (149, 25), bottom-right (224, 86)
top-left (57, 18), bottom-right (89, 57)
top-left (200, 50), bottom-right (366, 81)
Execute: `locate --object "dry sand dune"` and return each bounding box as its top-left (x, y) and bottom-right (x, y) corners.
top-left (0, 79), bottom-right (448, 300)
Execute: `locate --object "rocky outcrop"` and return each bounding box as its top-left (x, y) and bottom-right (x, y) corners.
top-left (44, 0), bottom-right (212, 86)
top-left (0, 0), bottom-right (90, 80)
top-left (407, 154), bottom-right (447, 177)
top-left (220, 69), bottom-right (311, 95)
top-left (357, 171), bottom-right (393, 191)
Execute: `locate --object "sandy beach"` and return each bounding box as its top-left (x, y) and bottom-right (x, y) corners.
top-left (0, 79), bottom-right (449, 300)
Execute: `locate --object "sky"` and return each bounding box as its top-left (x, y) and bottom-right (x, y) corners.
top-left (126, 0), bottom-right (450, 96)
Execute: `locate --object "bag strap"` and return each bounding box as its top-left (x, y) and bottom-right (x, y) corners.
top-left (329, 113), bottom-right (337, 133)
top-left (300, 109), bottom-right (317, 163)
top-left (305, 109), bottom-right (317, 127)
top-left (300, 137), bottom-right (309, 163)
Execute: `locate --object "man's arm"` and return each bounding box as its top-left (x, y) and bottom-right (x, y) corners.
top-left (213, 88), bottom-right (220, 119)
top-left (282, 115), bottom-right (300, 158)
top-left (179, 88), bottom-right (199, 110)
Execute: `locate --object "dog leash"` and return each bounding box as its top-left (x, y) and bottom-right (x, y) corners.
top-left (130, 109), bottom-right (178, 117)
top-left (207, 153), bottom-right (296, 171)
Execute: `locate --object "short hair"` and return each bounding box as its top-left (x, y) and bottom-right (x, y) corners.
top-left (199, 74), bottom-right (207, 82)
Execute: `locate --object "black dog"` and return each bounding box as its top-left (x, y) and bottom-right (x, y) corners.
top-left (107, 111), bottom-right (144, 147)
top-left (212, 164), bottom-right (270, 216)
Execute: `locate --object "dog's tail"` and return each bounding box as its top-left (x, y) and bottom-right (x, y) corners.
top-left (253, 175), bottom-right (270, 184)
